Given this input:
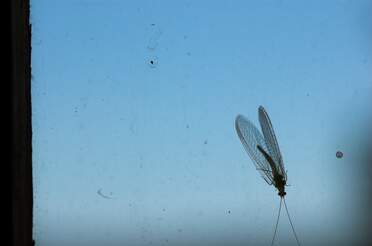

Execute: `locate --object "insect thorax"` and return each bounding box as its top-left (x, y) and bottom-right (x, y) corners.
top-left (274, 174), bottom-right (286, 196)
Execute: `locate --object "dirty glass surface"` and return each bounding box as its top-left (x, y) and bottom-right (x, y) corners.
top-left (31, 1), bottom-right (372, 245)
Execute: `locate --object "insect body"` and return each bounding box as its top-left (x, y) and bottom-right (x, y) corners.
top-left (256, 145), bottom-right (286, 197)
top-left (235, 106), bottom-right (300, 246)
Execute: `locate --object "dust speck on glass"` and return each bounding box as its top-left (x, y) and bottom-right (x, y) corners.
top-left (31, 1), bottom-right (372, 246)
top-left (336, 151), bottom-right (343, 159)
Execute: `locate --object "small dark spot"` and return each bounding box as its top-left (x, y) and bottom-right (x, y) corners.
top-left (97, 189), bottom-right (113, 199)
top-left (336, 151), bottom-right (343, 159)
top-left (151, 23), bottom-right (155, 26)
top-left (204, 140), bottom-right (208, 145)
top-left (186, 52), bottom-right (191, 56)
top-left (228, 210), bottom-right (231, 214)
top-left (186, 124), bottom-right (190, 129)
top-left (148, 57), bottom-right (158, 68)
top-left (162, 208), bottom-right (166, 212)
top-left (306, 93), bottom-right (310, 96)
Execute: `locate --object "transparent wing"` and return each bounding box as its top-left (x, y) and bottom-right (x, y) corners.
top-left (258, 106), bottom-right (286, 180)
top-left (235, 114), bottom-right (274, 184)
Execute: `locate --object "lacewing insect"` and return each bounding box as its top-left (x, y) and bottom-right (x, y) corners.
top-left (235, 106), bottom-right (300, 246)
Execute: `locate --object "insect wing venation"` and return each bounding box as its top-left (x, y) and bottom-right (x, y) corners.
top-left (235, 114), bottom-right (274, 184)
top-left (258, 106), bottom-right (286, 180)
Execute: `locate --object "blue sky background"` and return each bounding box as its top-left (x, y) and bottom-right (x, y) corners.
top-left (31, 1), bottom-right (372, 245)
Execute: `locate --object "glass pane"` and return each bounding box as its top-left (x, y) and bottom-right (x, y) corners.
top-left (32, 1), bottom-right (372, 245)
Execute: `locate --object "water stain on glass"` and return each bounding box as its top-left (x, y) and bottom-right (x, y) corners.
top-left (34, 39), bottom-right (42, 45)
top-left (147, 26), bottom-right (162, 51)
top-left (130, 125), bottom-right (135, 134)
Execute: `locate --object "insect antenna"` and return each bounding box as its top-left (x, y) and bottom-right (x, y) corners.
top-left (283, 197), bottom-right (300, 246)
top-left (271, 198), bottom-right (282, 246)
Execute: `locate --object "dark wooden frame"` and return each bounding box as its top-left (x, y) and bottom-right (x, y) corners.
top-left (11, 0), bottom-right (33, 245)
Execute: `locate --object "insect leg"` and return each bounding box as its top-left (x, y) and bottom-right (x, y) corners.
top-left (283, 197), bottom-right (300, 246)
top-left (271, 197), bottom-right (282, 246)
